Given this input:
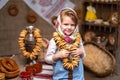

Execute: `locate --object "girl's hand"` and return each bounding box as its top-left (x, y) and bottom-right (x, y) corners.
top-left (55, 49), bottom-right (70, 59)
top-left (70, 48), bottom-right (83, 57)
top-left (60, 49), bottom-right (70, 58)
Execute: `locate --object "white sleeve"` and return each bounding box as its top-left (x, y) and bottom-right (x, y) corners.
top-left (79, 40), bottom-right (86, 58)
top-left (45, 38), bottom-right (57, 64)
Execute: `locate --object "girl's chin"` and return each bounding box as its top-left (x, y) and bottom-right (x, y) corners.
top-left (64, 31), bottom-right (73, 36)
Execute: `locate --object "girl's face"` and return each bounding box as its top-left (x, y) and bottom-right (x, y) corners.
top-left (61, 16), bottom-right (76, 36)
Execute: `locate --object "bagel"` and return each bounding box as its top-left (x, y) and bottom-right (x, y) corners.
top-left (0, 73), bottom-right (5, 79)
top-left (108, 34), bottom-right (115, 45)
top-left (26, 13), bottom-right (37, 23)
top-left (53, 32), bottom-right (81, 71)
top-left (1, 58), bottom-right (18, 71)
top-left (0, 59), bottom-right (20, 78)
top-left (18, 28), bottom-right (42, 60)
top-left (8, 4), bottom-right (19, 16)
top-left (110, 12), bottom-right (118, 25)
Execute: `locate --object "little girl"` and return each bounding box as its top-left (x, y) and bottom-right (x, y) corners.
top-left (45, 7), bottom-right (86, 80)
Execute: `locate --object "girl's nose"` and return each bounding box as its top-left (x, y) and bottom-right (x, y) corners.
top-left (68, 25), bottom-right (71, 28)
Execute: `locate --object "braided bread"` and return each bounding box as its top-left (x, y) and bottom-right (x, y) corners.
top-left (26, 63), bottom-right (42, 74)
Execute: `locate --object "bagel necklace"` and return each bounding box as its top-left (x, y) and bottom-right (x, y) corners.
top-left (53, 31), bottom-right (81, 71)
top-left (18, 27), bottom-right (42, 60)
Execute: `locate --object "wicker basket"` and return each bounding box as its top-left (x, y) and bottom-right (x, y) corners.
top-left (83, 42), bottom-right (116, 77)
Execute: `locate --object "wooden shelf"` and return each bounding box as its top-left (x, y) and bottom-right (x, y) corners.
top-left (84, 0), bottom-right (119, 4)
top-left (82, 22), bottom-right (118, 28)
top-left (81, 0), bottom-right (119, 55)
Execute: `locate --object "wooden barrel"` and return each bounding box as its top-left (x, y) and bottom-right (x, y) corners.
top-left (83, 42), bottom-right (116, 77)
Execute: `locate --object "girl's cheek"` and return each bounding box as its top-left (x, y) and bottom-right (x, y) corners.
top-left (71, 26), bottom-right (76, 30)
top-left (61, 27), bottom-right (66, 32)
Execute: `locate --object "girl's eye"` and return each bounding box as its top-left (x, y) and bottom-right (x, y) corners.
top-left (64, 24), bottom-right (69, 26)
top-left (63, 24), bottom-right (75, 26)
top-left (71, 24), bottom-right (75, 26)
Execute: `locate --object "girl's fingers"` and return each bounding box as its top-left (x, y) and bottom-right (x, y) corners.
top-left (62, 51), bottom-right (70, 58)
top-left (70, 48), bottom-right (77, 51)
top-left (71, 50), bottom-right (76, 53)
